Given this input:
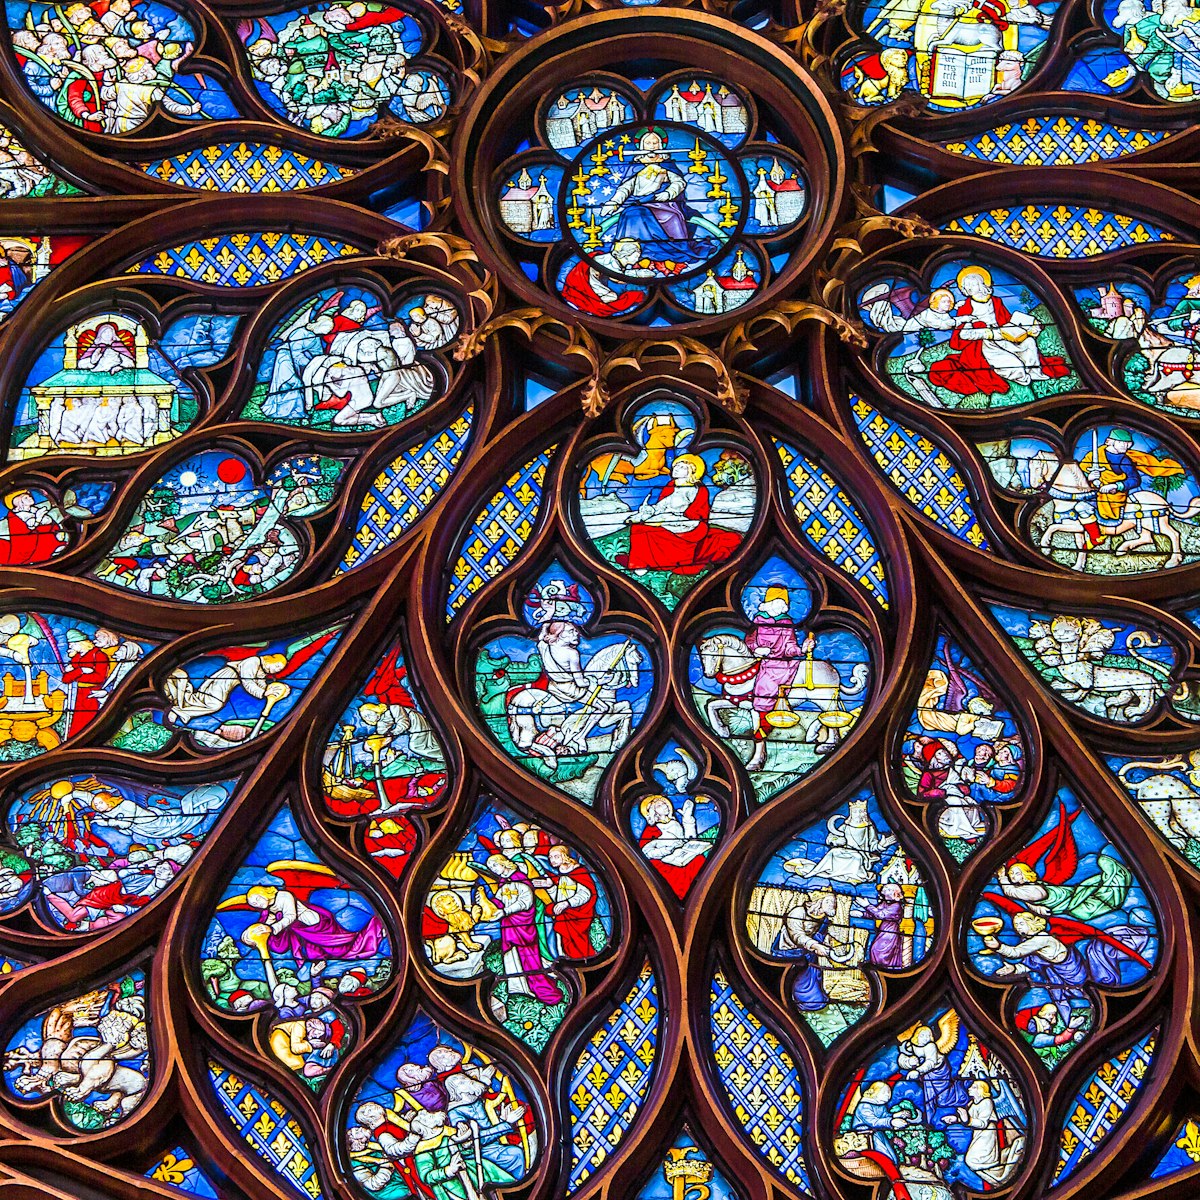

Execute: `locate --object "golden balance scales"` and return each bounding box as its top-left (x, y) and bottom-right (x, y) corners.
top-left (762, 647), bottom-right (855, 733)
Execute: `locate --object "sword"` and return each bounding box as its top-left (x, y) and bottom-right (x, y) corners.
top-left (469, 1119), bottom-right (484, 1191)
top-left (903, 358), bottom-right (943, 408)
top-left (569, 641), bottom-right (633, 745)
top-left (446, 1124), bottom-right (482, 1200)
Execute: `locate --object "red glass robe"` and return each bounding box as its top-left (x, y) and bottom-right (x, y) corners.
top-left (0, 511), bottom-right (63, 566)
top-left (552, 864), bottom-right (599, 958)
top-left (928, 297), bottom-right (1068, 397)
top-left (626, 483), bottom-right (741, 574)
top-left (61, 647), bottom-right (111, 737)
top-left (639, 825), bottom-right (706, 897)
top-left (561, 260), bottom-right (645, 316)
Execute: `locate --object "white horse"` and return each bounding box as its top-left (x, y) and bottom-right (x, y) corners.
top-left (1138, 323), bottom-right (1200, 407)
top-left (1027, 451), bottom-right (1200, 569)
top-left (696, 632), bottom-right (869, 770)
top-left (506, 640), bottom-right (641, 770)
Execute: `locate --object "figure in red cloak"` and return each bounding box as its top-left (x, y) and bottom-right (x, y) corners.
top-left (546, 844), bottom-right (600, 958)
top-left (928, 266), bottom-right (1069, 398)
top-left (0, 491), bottom-right (66, 566)
top-left (618, 453), bottom-right (741, 574)
top-left (560, 254), bottom-right (646, 317)
top-left (61, 628), bottom-right (111, 738)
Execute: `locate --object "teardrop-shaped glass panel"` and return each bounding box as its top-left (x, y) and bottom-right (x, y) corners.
top-left (851, 395), bottom-right (988, 547)
top-left (0, 612), bottom-right (152, 758)
top-left (899, 631), bottom-right (1026, 860)
top-left (577, 398), bottom-right (756, 610)
top-left (1051, 1030), bottom-right (1157, 1186)
top-left (337, 406), bottom-right (474, 573)
top-left (423, 796), bottom-right (612, 1050)
top-left (473, 563), bottom-right (652, 805)
top-left (165, 621), bottom-right (345, 750)
top-left (857, 263), bottom-right (1078, 411)
top-left (568, 961), bottom-right (660, 1190)
top-left (245, 284), bottom-right (458, 431)
top-left (690, 555), bottom-right (870, 801)
top-left (447, 444), bottom-right (557, 621)
top-left (208, 1060), bottom-right (324, 1197)
top-left (1086, 269), bottom-right (1200, 416)
top-left (7, 0), bottom-right (227, 132)
top-left (346, 1010), bottom-right (538, 1198)
top-left (10, 310), bottom-right (201, 461)
top-left (833, 1003), bottom-right (1028, 1195)
top-left (0, 486), bottom-right (73, 565)
top-left (238, 4), bottom-right (451, 136)
top-left (7, 773), bottom-right (237, 930)
top-left (966, 786), bottom-right (1157, 1069)
top-left (709, 968), bottom-right (810, 1190)
top-left (631, 741), bottom-right (721, 898)
top-left (996, 423), bottom-right (1200, 575)
top-left (772, 436), bottom-right (889, 608)
top-left (4, 969), bottom-right (151, 1130)
top-left (746, 786), bottom-right (934, 1045)
top-left (320, 633), bottom-right (448, 879)
top-left (94, 452), bottom-right (344, 601)
top-left (1107, 747), bottom-right (1200, 866)
top-left (201, 805), bottom-right (391, 1088)
top-left (990, 604), bottom-right (1176, 723)
top-left (0, 124), bottom-right (79, 196)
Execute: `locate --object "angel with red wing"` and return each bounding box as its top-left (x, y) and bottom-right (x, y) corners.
top-left (972, 792), bottom-right (1157, 997)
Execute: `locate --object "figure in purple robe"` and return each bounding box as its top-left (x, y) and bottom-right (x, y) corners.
top-left (897, 1025), bottom-right (968, 1128)
top-left (265, 900), bottom-right (385, 964)
top-left (482, 857), bottom-right (564, 1007)
top-left (394, 1061), bottom-right (449, 1113)
top-left (243, 879), bottom-right (387, 972)
top-left (857, 882), bottom-right (907, 969)
top-left (777, 890), bottom-right (839, 1011)
top-left (745, 586), bottom-right (804, 724)
top-left (982, 910), bottom-right (1152, 993)
top-left (790, 937), bottom-right (831, 1010)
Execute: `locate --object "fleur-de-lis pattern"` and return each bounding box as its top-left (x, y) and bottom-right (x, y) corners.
top-left (567, 962), bottom-right (660, 1189)
top-left (710, 969), bottom-right (810, 1190)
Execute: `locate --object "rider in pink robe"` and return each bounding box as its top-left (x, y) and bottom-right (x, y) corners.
top-left (744, 586), bottom-right (802, 738)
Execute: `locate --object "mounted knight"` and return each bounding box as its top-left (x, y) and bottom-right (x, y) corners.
top-left (696, 586), bottom-right (869, 772)
top-left (505, 580), bottom-right (641, 771)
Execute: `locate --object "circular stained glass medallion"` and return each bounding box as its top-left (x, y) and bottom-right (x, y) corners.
top-left (460, 10), bottom-right (842, 332)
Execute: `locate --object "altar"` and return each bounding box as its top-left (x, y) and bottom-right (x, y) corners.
top-left (13, 314), bottom-right (180, 459)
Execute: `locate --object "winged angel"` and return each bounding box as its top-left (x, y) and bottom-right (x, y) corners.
top-left (836, 1008), bottom-right (1027, 1195)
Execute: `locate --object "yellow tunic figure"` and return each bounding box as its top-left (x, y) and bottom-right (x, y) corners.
top-left (1081, 431), bottom-right (1185, 523)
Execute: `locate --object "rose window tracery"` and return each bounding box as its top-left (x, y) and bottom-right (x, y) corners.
top-left (0, 3), bottom-right (1198, 1200)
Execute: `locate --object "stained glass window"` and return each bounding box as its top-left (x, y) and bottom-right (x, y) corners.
top-left (0, 2), bottom-right (1195, 1199)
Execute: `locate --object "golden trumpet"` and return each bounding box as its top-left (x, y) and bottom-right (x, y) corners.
top-left (241, 922), bottom-right (272, 957)
top-left (440, 851), bottom-right (482, 884)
